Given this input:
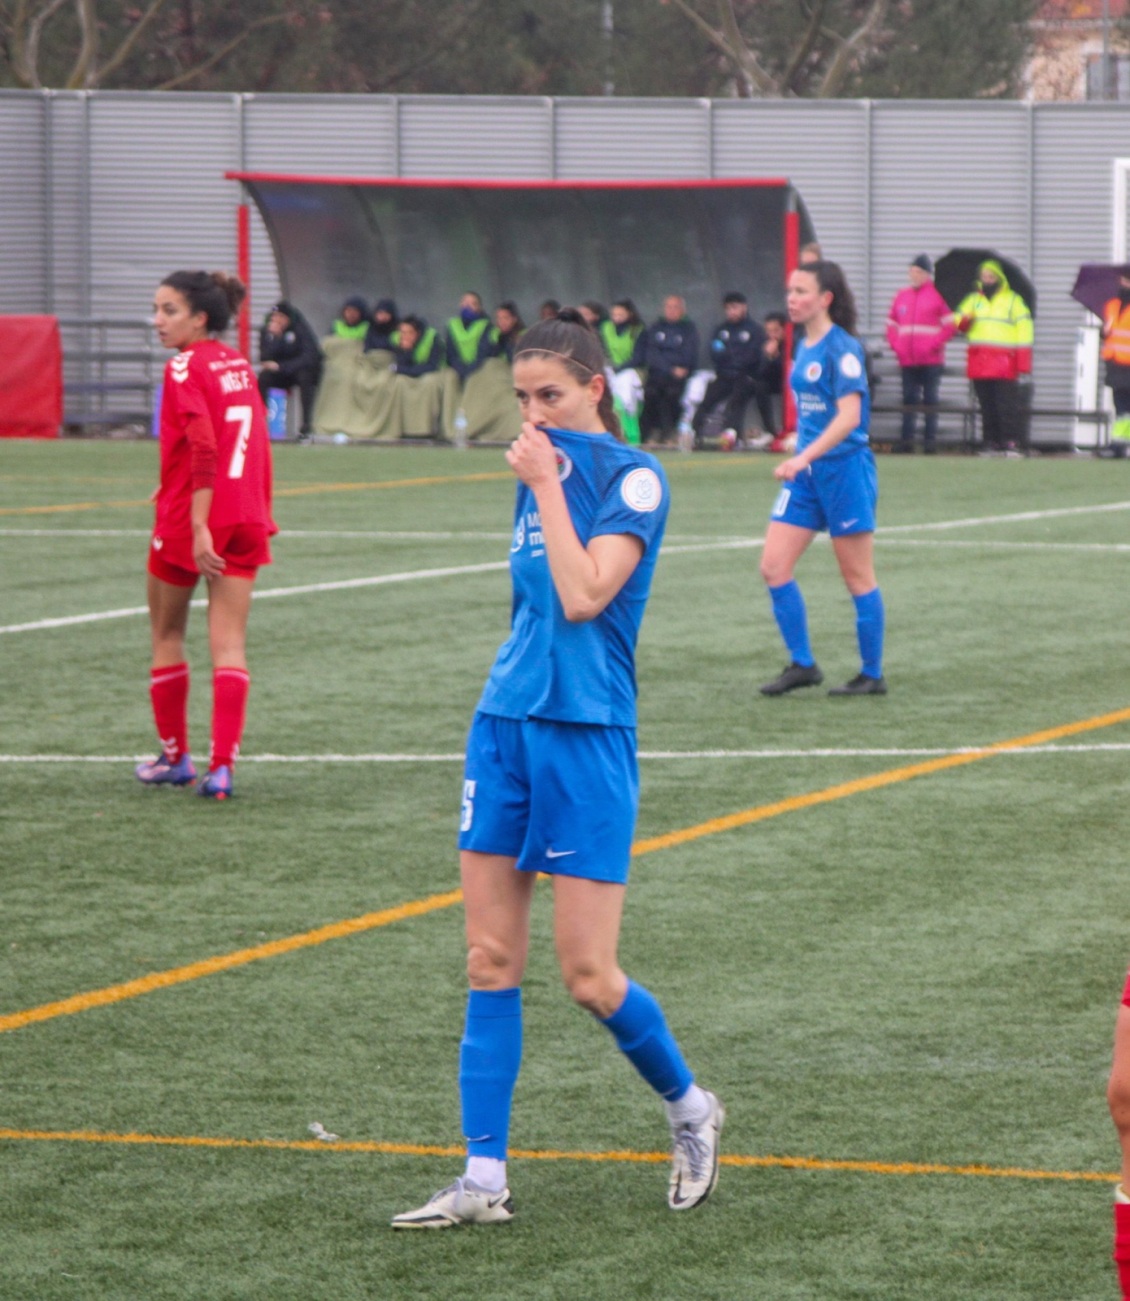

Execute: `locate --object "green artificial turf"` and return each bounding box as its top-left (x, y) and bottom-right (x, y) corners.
top-left (1, 439), bottom-right (1129, 1299)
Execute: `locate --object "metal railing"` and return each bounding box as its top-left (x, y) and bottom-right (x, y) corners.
top-left (58, 317), bottom-right (161, 430)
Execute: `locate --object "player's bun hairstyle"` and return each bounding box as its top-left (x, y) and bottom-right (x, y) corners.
top-left (514, 308), bottom-right (623, 442)
top-left (801, 259), bottom-right (858, 336)
top-left (161, 270), bottom-right (245, 334)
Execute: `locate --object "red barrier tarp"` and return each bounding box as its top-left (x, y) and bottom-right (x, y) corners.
top-left (0, 316), bottom-right (63, 438)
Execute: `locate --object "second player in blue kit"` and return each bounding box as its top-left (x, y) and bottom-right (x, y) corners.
top-left (759, 260), bottom-right (888, 698)
top-left (392, 310), bottom-right (723, 1230)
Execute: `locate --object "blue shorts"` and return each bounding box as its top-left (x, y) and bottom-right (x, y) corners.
top-left (459, 711), bottom-right (638, 885)
top-left (770, 448), bottom-right (877, 536)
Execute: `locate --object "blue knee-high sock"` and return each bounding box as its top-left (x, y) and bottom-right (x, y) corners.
top-left (459, 988), bottom-right (522, 1160)
top-left (600, 980), bottom-right (693, 1102)
top-left (852, 587), bottom-right (885, 679)
top-left (768, 580), bottom-right (814, 667)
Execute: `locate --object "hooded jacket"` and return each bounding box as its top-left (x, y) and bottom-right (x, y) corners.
top-left (259, 301), bottom-right (322, 373)
top-left (333, 296), bottom-right (370, 341)
top-left (955, 261), bottom-right (1033, 381)
top-left (886, 281), bottom-right (955, 368)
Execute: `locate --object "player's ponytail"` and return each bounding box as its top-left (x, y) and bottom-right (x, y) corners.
top-left (514, 309), bottom-right (624, 441)
top-left (808, 260), bottom-right (858, 336)
top-left (161, 270), bottom-right (245, 334)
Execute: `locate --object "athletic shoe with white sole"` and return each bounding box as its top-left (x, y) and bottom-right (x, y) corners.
top-left (135, 753), bottom-right (197, 787)
top-left (668, 1090), bottom-right (725, 1211)
top-left (390, 1177), bottom-right (515, 1230)
top-left (197, 764), bottom-right (233, 800)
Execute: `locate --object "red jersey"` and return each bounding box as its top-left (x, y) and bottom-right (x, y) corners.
top-left (156, 340), bottom-right (274, 540)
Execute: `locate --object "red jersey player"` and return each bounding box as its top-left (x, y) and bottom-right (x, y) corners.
top-left (1110, 977), bottom-right (1130, 1295)
top-left (136, 270), bottom-right (276, 800)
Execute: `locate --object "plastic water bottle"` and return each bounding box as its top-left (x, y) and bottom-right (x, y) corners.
top-left (677, 417), bottom-right (694, 454)
top-left (453, 407), bottom-right (469, 449)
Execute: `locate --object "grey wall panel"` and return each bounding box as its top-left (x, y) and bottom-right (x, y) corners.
top-left (555, 98), bottom-right (711, 179)
top-left (243, 94), bottom-right (398, 177)
top-left (1033, 105), bottom-right (1130, 413)
top-left (88, 93), bottom-right (237, 321)
top-left (46, 93), bottom-right (88, 319)
top-left (399, 96), bottom-right (552, 178)
top-left (0, 92), bottom-right (48, 313)
top-left (712, 101), bottom-right (869, 319)
top-left (869, 103), bottom-right (1032, 333)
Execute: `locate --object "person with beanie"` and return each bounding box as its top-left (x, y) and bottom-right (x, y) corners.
top-left (333, 296), bottom-right (369, 341)
top-left (257, 299), bottom-right (323, 438)
top-left (885, 254), bottom-right (955, 454)
top-left (364, 299), bottom-right (399, 353)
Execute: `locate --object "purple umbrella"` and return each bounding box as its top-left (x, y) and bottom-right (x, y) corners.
top-left (1070, 264), bottom-right (1130, 319)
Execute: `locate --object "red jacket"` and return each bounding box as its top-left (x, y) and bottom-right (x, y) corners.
top-left (886, 282), bottom-right (955, 367)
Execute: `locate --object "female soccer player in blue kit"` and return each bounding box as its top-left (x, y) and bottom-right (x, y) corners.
top-left (758, 261), bottom-right (887, 698)
top-left (392, 311), bottom-right (723, 1229)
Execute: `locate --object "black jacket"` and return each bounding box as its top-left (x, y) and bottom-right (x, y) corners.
top-left (708, 314), bottom-right (766, 380)
top-left (632, 317), bottom-right (699, 376)
top-left (259, 302), bottom-right (322, 373)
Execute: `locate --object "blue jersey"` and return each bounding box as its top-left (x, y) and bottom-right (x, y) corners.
top-left (476, 427), bottom-right (669, 728)
top-left (790, 324), bottom-right (870, 459)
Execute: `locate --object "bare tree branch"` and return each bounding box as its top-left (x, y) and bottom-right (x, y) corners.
top-left (817, 0), bottom-right (892, 97)
top-left (15, 0), bottom-right (68, 87)
top-left (153, 10), bottom-right (290, 89)
top-left (781, 0), bottom-right (828, 94)
top-left (367, 0), bottom-right (490, 92)
top-left (66, 0), bottom-right (98, 87)
top-left (661, 0), bottom-right (777, 95)
top-left (95, 0), bottom-right (174, 85)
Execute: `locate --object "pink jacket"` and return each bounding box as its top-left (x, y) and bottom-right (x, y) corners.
top-left (886, 282), bottom-right (955, 368)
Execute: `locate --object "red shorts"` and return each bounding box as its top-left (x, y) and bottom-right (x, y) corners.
top-left (147, 524), bottom-right (272, 587)
top-left (1122, 970), bottom-right (1130, 1007)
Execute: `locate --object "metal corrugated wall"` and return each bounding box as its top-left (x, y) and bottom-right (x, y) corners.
top-left (399, 95), bottom-right (552, 177)
top-left (554, 98), bottom-right (711, 178)
top-left (0, 93), bottom-right (48, 314)
top-left (713, 101), bottom-right (870, 320)
top-left (5, 89), bottom-right (1130, 433)
top-left (1033, 105), bottom-right (1130, 414)
top-left (87, 93), bottom-right (237, 320)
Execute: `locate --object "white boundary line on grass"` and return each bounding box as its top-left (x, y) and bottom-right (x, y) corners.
top-left (3, 499), bottom-right (1129, 637)
top-left (5, 742), bottom-right (1130, 765)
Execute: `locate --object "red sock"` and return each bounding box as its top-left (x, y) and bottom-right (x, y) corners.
top-left (1114, 1200), bottom-right (1130, 1297)
top-left (211, 667), bottom-right (250, 769)
top-left (149, 663), bottom-right (189, 762)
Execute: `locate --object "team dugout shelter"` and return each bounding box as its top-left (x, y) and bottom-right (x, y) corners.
top-left (225, 173), bottom-right (815, 426)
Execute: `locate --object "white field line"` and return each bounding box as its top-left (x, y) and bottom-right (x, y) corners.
top-left (3, 499), bottom-right (1129, 637)
top-left (5, 743), bottom-right (1130, 765)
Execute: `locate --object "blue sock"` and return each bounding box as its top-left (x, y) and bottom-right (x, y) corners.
top-left (600, 980), bottom-right (694, 1102)
top-left (459, 988), bottom-right (522, 1160)
top-left (768, 580), bottom-right (814, 667)
top-left (852, 587), bottom-right (885, 679)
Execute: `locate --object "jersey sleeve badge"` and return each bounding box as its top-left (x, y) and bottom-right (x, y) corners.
top-left (620, 467), bottom-right (663, 513)
top-left (839, 351), bottom-right (863, 379)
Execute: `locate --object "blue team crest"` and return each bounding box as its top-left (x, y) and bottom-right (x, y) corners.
top-left (555, 449), bottom-right (573, 482)
top-left (805, 361), bottom-right (822, 381)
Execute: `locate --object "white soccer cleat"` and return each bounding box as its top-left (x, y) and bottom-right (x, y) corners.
top-left (390, 1176), bottom-right (515, 1230)
top-left (668, 1090), bottom-right (725, 1211)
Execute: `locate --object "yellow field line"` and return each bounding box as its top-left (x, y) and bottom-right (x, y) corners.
top-left (0, 471), bottom-right (513, 517)
top-left (0, 890), bottom-right (463, 1034)
top-left (4, 705), bottom-right (1130, 1037)
top-left (632, 706), bottom-right (1130, 855)
top-left (0, 1127), bottom-right (1113, 1183)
